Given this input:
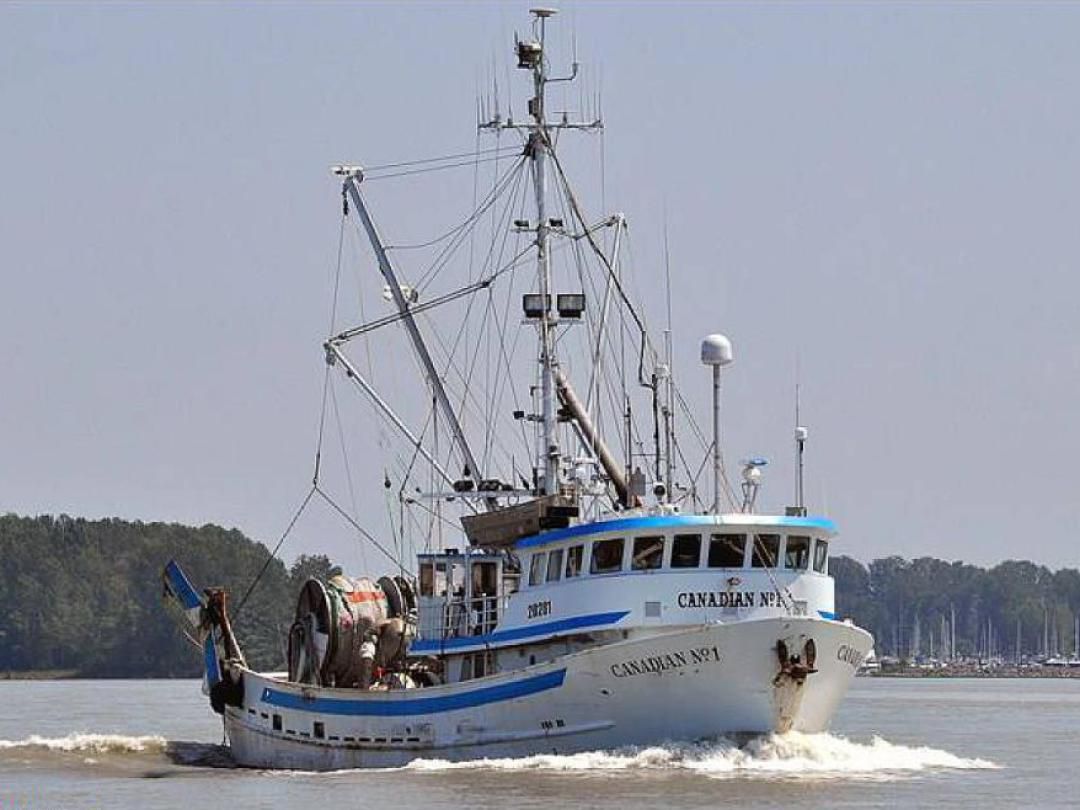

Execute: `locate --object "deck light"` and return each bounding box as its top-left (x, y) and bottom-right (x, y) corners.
top-left (522, 293), bottom-right (550, 318)
top-left (556, 293), bottom-right (585, 318)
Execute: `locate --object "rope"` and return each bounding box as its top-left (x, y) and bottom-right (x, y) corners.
top-left (362, 145), bottom-right (515, 174)
top-left (234, 486), bottom-right (316, 620)
top-left (386, 158), bottom-right (526, 252)
top-left (365, 152), bottom-right (519, 182)
top-left (314, 486), bottom-right (400, 567)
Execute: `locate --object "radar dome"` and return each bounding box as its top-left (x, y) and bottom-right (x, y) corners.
top-left (700, 334), bottom-right (733, 367)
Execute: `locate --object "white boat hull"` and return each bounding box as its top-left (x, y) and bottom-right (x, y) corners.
top-left (223, 616), bottom-right (872, 769)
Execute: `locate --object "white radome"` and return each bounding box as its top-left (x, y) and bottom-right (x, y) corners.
top-left (701, 333), bottom-right (733, 367)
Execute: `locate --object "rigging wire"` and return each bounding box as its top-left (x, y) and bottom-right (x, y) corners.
top-left (233, 486), bottom-right (317, 621)
top-left (549, 147), bottom-right (657, 391)
top-left (414, 157), bottom-right (527, 292)
top-left (365, 152), bottom-right (519, 182)
top-left (314, 485), bottom-right (401, 567)
top-left (331, 240), bottom-right (534, 343)
top-left (328, 376), bottom-right (368, 572)
top-left (386, 157), bottom-right (526, 253)
top-left (362, 144), bottom-right (515, 174)
top-left (313, 211), bottom-right (350, 483)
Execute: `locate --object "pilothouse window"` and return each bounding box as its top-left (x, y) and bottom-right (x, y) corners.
top-left (671, 534), bottom-right (702, 568)
top-left (590, 538), bottom-right (625, 574)
top-left (529, 552), bottom-right (547, 586)
top-left (418, 561), bottom-right (447, 596)
top-left (785, 536), bottom-right (811, 570)
top-left (708, 534), bottom-right (746, 568)
top-left (546, 548), bottom-right (564, 582)
top-left (631, 536), bottom-right (664, 571)
top-left (565, 545), bottom-right (584, 578)
top-left (472, 561), bottom-right (498, 596)
top-left (752, 534), bottom-right (781, 568)
top-left (419, 562), bottom-right (434, 597)
top-left (813, 540), bottom-right (829, 574)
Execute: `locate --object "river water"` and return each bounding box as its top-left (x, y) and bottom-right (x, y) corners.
top-left (1, 677), bottom-right (1076, 809)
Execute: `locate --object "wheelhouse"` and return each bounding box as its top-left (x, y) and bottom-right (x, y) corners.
top-left (515, 516), bottom-right (834, 590)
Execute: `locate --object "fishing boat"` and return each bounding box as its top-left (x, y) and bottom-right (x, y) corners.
top-left (163, 8), bottom-right (873, 770)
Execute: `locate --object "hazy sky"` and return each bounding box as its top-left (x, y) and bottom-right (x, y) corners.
top-left (3, 2), bottom-right (1078, 570)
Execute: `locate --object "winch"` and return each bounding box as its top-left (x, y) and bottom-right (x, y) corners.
top-left (287, 573), bottom-right (417, 687)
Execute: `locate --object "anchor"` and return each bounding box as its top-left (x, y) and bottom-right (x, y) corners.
top-left (774, 638), bottom-right (818, 685)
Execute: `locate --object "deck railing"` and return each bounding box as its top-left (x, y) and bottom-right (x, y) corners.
top-left (418, 594), bottom-right (506, 641)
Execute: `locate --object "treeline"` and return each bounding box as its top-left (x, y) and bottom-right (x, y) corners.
top-left (0, 514), bottom-right (333, 677)
top-left (832, 555), bottom-right (1080, 661)
top-left (3, 513), bottom-right (1079, 675)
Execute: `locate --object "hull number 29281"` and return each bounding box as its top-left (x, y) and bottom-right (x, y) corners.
top-left (527, 600), bottom-right (552, 619)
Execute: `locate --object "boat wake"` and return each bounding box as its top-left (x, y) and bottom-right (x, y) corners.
top-left (402, 732), bottom-right (998, 780)
top-left (0, 733), bottom-right (234, 770)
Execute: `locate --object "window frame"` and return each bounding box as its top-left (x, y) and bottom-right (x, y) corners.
top-left (631, 535), bottom-right (665, 571)
top-left (546, 548), bottom-right (564, 583)
top-left (671, 533), bottom-right (703, 568)
top-left (528, 551), bottom-right (548, 586)
top-left (784, 535), bottom-right (812, 571)
top-left (751, 533), bottom-right (782, 568)
top-left (565, 544), bottom-right (584, 578)
top-left (813, 539), bottom-right (829, 574)
top-left (707, 533), bottom-right (747, 568)
top-left (590, 537), bottom-right (626, 575)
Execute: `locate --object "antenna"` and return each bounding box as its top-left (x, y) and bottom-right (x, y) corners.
top-left (700, 334), bottom-right (733, 513)
top-left (661, 215), bottom-right (674, 504)
top-left (793, 361), bottom-right (808, 515)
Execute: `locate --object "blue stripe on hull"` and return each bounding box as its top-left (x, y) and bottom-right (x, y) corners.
top-left (261, 668), bottom-right (567, 716)
top-left (408, 610), bottom-right (629, 654)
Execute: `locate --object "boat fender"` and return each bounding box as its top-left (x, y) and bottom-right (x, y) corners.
top-left (209, 672), bottom-right (244, 715)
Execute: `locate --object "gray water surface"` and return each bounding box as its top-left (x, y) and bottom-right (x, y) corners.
top-left (1, 677), bottom-right (1076, 809)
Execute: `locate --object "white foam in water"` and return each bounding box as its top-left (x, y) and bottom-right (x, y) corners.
top-left (403, 732), bottom-right (998, 779)
top-left (0, 733), bottom-right (168, 755)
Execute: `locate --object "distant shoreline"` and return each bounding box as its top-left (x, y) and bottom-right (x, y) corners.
top-left (1, 671), bottom-right (194, 681)
top-left (2, 670), bottom-right (80, 681)
top-left (863, 666), bottom-right (1080, 679)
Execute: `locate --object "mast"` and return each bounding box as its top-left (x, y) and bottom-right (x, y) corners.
top-left (528, 9), bottom-right (558, 496)
top-left (479, 7), bottom-right (599, 498)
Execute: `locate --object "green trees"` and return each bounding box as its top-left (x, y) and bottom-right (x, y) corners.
top-left (0, 514), bottom-right (308, 677)
top-left (833, 554), bottom-right (1080, 661)
top-left (2, 511), bottom-right (1078, 674)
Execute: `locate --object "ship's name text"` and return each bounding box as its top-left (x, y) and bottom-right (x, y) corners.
top-left (836, 644), bottom-right (865, 670)
top-left (610, 646), bottom-right (721, 678)
top-left (676, 590), bottom-right (784, 609)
